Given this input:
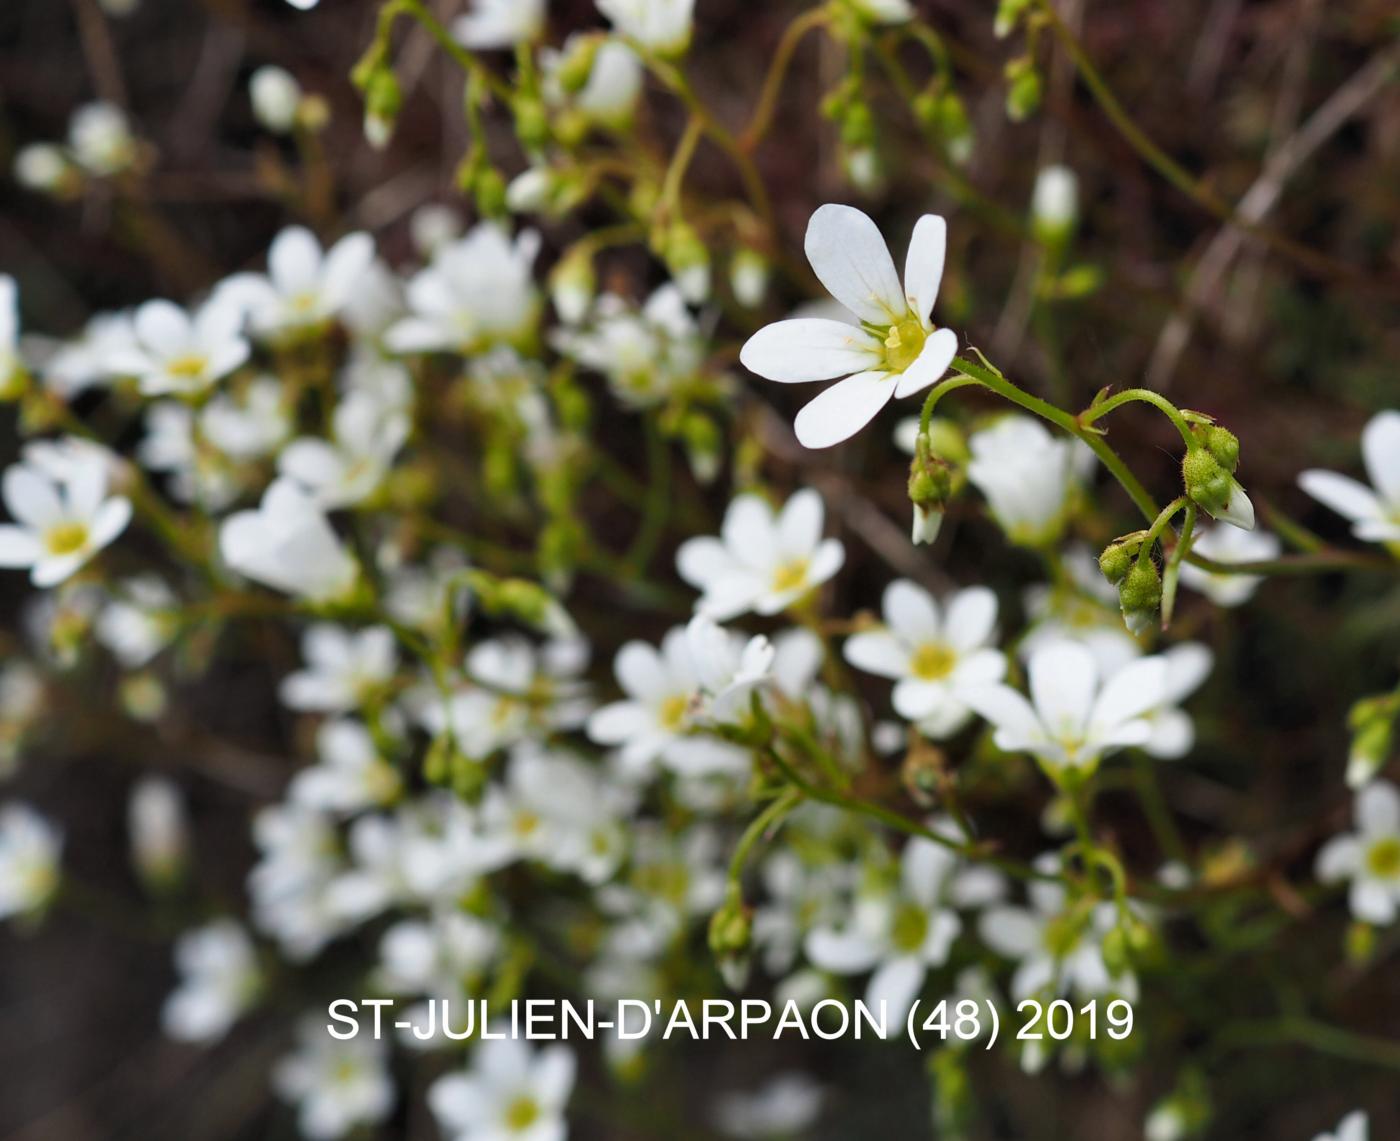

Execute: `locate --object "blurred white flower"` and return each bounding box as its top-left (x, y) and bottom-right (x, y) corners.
top-left (0, 449), bottom-right (132, 587)
top-left (290, 720), bottom-right (403, 814)
top-left (1178, 522), bottom-right (1280, 607)
top-left (68, 102), bottom-right (136, 175)
top-left (199, 377), bottom-right (293, 460)
top-left (740, 204), bottom-right (957, 448)
top-left (218, 478), bottom-right (359, 603)
top-left (274, 1021), bottom-right (395, 1140)
top-left (106, 297), bottom-right (250, 396)
top-left (128, 775), bottom-right (189, 886)
top-left (1313, 1111), bottom-right (1369, 1141)
top-left (967, 415), bottom-right (1088, 547)
top-left (962, 640), bottom-right (1170, 774)
top-left (429, 1036), bottom-right (576, 1141)
top-left (248, 803), bottom-right (346, 960)
top-left (676, 489), bottom-right (845, 620)
top-left (278, 392), bottom-right (409, 508)
top-left (162, 920), bottom-right (261, 1042)
top-left (1031, 164), bottom-right (1078, 239)
top-left (218, 227), bottom-right (376, 337)
top-left (713, 1072), bottom-right (824, 1139)
top-left (454, 0), bottom-right (546, 48)
top-left (0, 803), bottom-right (61, 921)
top-left (98, 575), bottom-right (178, 667)
top-left (843, 580), bottom-right (1005, 738)
top-left (280, 624), bottom-right (396, 713)
top-left (14, 143), bottom-right (72, 193)
top-left (410, 204), bottom-right (463, 259)
top-left (250, 65), bottom-right (303, 133)
top-left (1316, 780), bottom-right (1400, 925)
top-left (543, 36), bottom-right (643, 126)
top-left (1139, 643), bottom-right (1212, 759)
top-left (386, 224), bottom-right (541, 354)
top-left (1299, 411), bottom-right (1400, 547)
top-left (596, 0), bottom-right (694, 56)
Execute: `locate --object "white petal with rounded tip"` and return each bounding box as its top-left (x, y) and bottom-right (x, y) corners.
top-left (865, 956), bottom-right (925, 1022)
top-left (268, 227), bottom-right (322, 295)
top-left (806, 538), bottom-right (845, 588)
top-left (843, 630), bottom-right (908, 679)
top-left (793, 369), bottom-right (896, 449)
top-left (675, 536), bottom-right (733, 588)
top-left (1162, 643), bottom-right (1213, 703)
top-left (739, 319), bottom-right (882, 382)
top-left (893, 327), bottom-right (958, 398)
top-left (1351, 879), bottom-right (1396, 925)
top-left (0, 525), bottom-right (41, 567)
top-left (803, 204), bottom-right (905, 325)
top-left (1091, 655), bottom-right (1168, 734)
top-left (613, 641), bottom-right (673, 703)
top-left (1030, 642), bottom-right (1098, 733)
top-left (804, 926), bottom-right (882, 974)
top-left (1298, 470), bottom-right (1382, 524)
top-left (903, 214), bottom-right (946, 324)
top-left (884, 579), bottom-right (941, 641)
top-left (979, 907), bottom-right (1041, 957)
top-left (88, 497), bottom-right (132, 549)
top-left (944, 586), bottom-right (997, 651)
top-left (961, 684), bottom-right (1043, 748)
top-left (1362, 410), bottom-right (1400, 506)
top-left (134, 301), bottom-right (192, 358)
top-left (722, 495), bottom-right (777, 569)
top-left (777, 488), bottom-right (824, 556)
top-left (3, 466), bottom-right (63, 529)
top-left (1357, 781), bottom-right (1400, 836)
top-left (1315, 834), bottom-right (1360, 882)
top-left (321, 233), bottom-right (375, 311)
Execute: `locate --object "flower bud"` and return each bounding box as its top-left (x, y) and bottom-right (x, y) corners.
top-left (708, 887), bottom-right (752, 959)
top-left (1346, 695), bottom-right (1397, 789)
top-left (250, 66), bottom-right (302, 135)
top-left (14, 144), bottom-right (74, 196)
top-left (680, 411), bottom-right (722, 485)
top-left (995, 0), bottom-right (1035, 37)
top-left (1118, 558), bottom-right (1162, 635)
top-left (663, 221), bottom-right (710, 304)
top-left (129, 776), bottom-right (189, 892)
top-left (1100, 924), bottom-right (1130, 977)
top-left (1346, 919), bottom-right (1377, 966)
top-left (1031, 164), bottom-right (1078, 244)
top-left (549, 247), bottom-right (596, 325)
top-left (1196, 424), bottom-right (1240, 473)
top-left (729, 248), bottom-right (769, 309)
top-left (555, 35), bottom-right (602, 95)
top-left (1182, 447), bottom-right (1255, 530)
top-left (1004, 57), bottom-right (1042, 121)
top-left (513, 96), bottom-right (551, 152)
top-left (362, 68), bottom-right (401, 150)
top-left (473, 166), bottom-right (509, 219)
top-left (1098, 538), bottom-right (1138, 585)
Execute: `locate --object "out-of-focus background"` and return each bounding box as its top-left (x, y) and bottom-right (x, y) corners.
top-left (2, 1), bottom-right (1400, 1138)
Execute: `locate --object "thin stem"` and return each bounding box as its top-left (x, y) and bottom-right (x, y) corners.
top-left (1081, 387), bottom-right (1196, 447)
top-left (740, 6), bottom-right (829, 152)
top-left (727, 788), bottom-right (802, 886)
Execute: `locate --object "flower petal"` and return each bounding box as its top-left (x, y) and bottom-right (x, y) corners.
top-left (944, 586), bottom-right (997, 651)
top-left (739, 319), bottom-right (882, 382)
top-left (884, 579), bottom-right (941, 641)
top-left (893, 327), bottom-right (958, 399)
top-left (793, 370), bottom-right (896, 449)
top-left (903, 214), bottom-right (947, 324)
top-left (1357, 781), bottom-right (1400, 836)
top-left (803, 203), bottom-right (905, 324)
top-left (1030, 642), bottom-right (1098, 736)
top-left (1361, 410), bottom-right (1400, 507)
top-left (1298, 470), bottom-right (1382, 524)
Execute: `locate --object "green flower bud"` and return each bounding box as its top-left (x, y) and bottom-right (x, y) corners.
top-left (995, 0), bottom-right (1035, 38)
top-left (662, 221), bottom-right (710, 304)
top-left (1118, 558), bottom-right (1162, 635)
top-left (708, 887), bottom-right (752, 959)
top-left (1347, 919), bottom-right (1377, 966)
top-left (1182, 447), bottom-right (1256, 530)
top-left (473, 166), bottom-right (509, 219)
top-left (1004, 57), bottom-right (1042, 121)
top-left (513, 96), bottom-right (550, 151)
top-left (363, 68), bottom-right (402, 150)
top-left (1100, 924), bottom-right (1130, 977)
top-left (1098, 539), bottom-right (1138, 585)
top-left (555, 34), bottom-right (601, 95)
top-left (1346, 695), bottom-right (1397, 789)
top-left (1198, 424), bottom-right (1240, 473)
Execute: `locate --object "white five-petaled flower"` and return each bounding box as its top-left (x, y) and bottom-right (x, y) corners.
top-left (676, 489), bottom-right (845, 620)
top-left (429, 1035), bottom-right (576, 1141)
top-left (290, 720), bottom-right (403, 814)
top-left (740, 204), bottom-right (958, 448)
top-left (596, 0), bottom-right (694, 56)
top-left (1178, 522), bottom-right (1280, 607)
top-left (274, 1020), bottom-right (396, 1140)
top-left (1316, 780), bottom-right (1400, 925)
top-left (966, 415), bottom-right (1089, 547)
top-left (278, 392), bottom-right (410, 508)
top-left (804, 832), bottom-right (993, 1022)
top-left (454, 0), bottom-right (546, 48)
top-left (280, 624), bottom-right (397, 713)
top-left (218, 478), bottom-right (358, 603)
top-left (161, 919), bottom-right (261, 1043)
top-left (385, 224), bottom-right (542, 355)
top-left (217, 227), bottom-right (375, 337)
top-left (0, 450), bottom-right (132, 587)
top-left (106, 297), bottom-right (250, 397)
top-left (0, 803), bottom-right (62, 921)
top-left (1299, 411), bottom-right (1400, 548)
top-left (962, 640), bottom-right (1170, 774)
top-left (843, 580), bottom-right (1006, 738)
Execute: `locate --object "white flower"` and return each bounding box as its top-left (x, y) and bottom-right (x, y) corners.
top-left (280, 624), bottom-right (397, 712)
top-left (218, 227), bottom-right (375, 337)
top-left (429, 1036), bottom-right (576, 1141)
top-left (250, 66), bottom-right (302, 133)
top-left (1139, 643), bottom-right (1212, 759)
top-left (274, 1021), bottom-right (395, 1140)
top-left (106, 297), bottom-right (250, 396)
top-left (1178, 522), bottom-right (1280, 606)
top-left (551, 284), bottom-right (705, 409)
top-left (587, 625), bottom-right (754, 778)
top-left (161, 920), bottom-right (260, 1042)
top-left (684, 613), bottom-right (776, 722)
top-left (278, 392), bottom-right (409, 508)
top-left (14, 143), bottom-right (72, 193)
top-left (1031, 164), bottom-right (1078, 238)
top-left (1313, 1111), bottom-right (1369, 1141)
top-left (962, 640), bottom-right (1170, 774)
top-left (804, 835), bottom-right (969, 1021)
top-left (0, 803), bottom-right (61, 921)
top-left (980, 854), bottom-right (1136, 1001)
top-left (1299, 411), bottom-right (1400, 547)
top-left (97, 575), bottom-right (178, 666)
top-left (377, 910), bottom-right (500, 1001)
top-left (1316, 780), bottom-right (1400, 925)
top-left (410, 204), bottom-right (463, 258)
top-left (31, 311), bottom-right (138, 398)
top-left (218, 478), bottom-right (358, 603)
top-left (596, 0), bottom-right (694, 56)
top-left (676, 489), bottom-right (845, 620)
top-left (454, 0), bottom-right (546, 48)
top-left (0, 450), bottom-right (132, 587)
top-left (199, 377), bottom-right (293, 460)
top-left (713, 1072), bottom-right (824, 1140)
top-left (128, 775), bottom-right (189, 885)
top-left (386, 224), bottom-right (541, 354)
top-left (0, 275), bottom-right (21, 391)
top-left (966, 415), bottom-right (1088, 546)
top-left (290, 720), bottom-right (403, 814)
top-left (68, 102), bottom-right (136, 175)
top-left (740, 204), bottom-right (958, 448)
top-left (543, 37), bottom-right (643, 126)
top-left (843, 580), bottom-right (1006, 738)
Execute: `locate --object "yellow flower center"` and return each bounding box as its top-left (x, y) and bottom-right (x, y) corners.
top-left (771, 557), bottom-right (810, 595)
top-left (504, 1095), bottom-right (540, 1132)
top-left (882, 317), bottom-right (927, 374)
top-left (167, 354), bottom-right (209, 380)
top-left (890, 902), bottom-right (929, 953)
top-left (44, 521), bottom-right (89, 557)
top-left (513, 810), bottom-right (541, 838)
top-left (289, 291), bottom-right (320, 315)
top-left (659, 693), bottom-right (689, 731)
top-left (910, 641), bottom-right (956, 680)
top-left (1366, 837), bottom-right (1400, 879)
